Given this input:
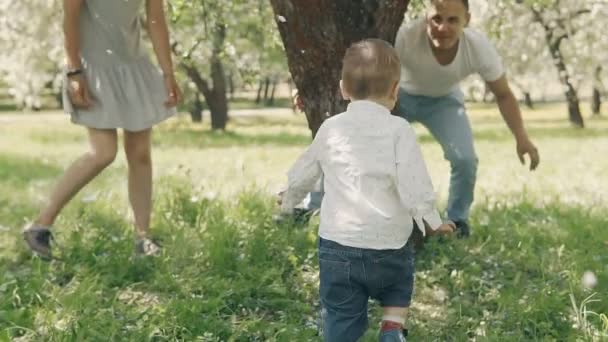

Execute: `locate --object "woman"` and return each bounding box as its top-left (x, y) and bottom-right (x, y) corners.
top-left (23, 0), bottom-right (182, 258)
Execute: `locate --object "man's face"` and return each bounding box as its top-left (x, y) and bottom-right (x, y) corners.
top-left (426, 0), bottom-right (470, 50)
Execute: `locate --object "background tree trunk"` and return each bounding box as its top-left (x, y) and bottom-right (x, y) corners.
top-left (269, 0), bottom-right (410, 136)
top-left (228, 72), bottom-right (235, 100)
top-left (266, 77), bottom-right (277, 106)
top-left (592, 65), bottom-right (602, 116)
top-left (180, 24), bottom-right (229, 130)
top-left (530, 6), bottom-right (585, 128)
top-left (592, 88), bottom-right (601, 115)
top-left (512, 80), bottom-right (533, 109)
top-left (263, 77), bottom-right (271, 102)
top-left (550, 45), bottom-right (584, 127)
top-left (523, 92), bottom-right (534, 110)
top-left (255, 79), bottom-right (264, 104)
top-left (190, 92), bottom-right (203, 123)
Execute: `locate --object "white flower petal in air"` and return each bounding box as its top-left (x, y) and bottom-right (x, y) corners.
top-left (82, 192), bottom-right (99, 203)
top-left (582, 271), bottom-right (598, 289)
top-left (277, 15), bottom-right (287, 23)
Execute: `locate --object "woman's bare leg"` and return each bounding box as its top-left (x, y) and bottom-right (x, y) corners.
top-left (123, 128), bottom-right (153, 238)
top-left (36, 128), bottom-right (118, 226)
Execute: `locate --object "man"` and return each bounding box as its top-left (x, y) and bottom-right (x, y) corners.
top-left (393, 0), bottom-right (539, 237)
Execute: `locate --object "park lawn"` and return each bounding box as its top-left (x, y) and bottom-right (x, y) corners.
top-left (0, 102), bottom-right (607, 341)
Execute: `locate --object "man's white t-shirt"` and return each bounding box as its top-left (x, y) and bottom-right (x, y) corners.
top-left (395, 18), bottom-right (504, 97)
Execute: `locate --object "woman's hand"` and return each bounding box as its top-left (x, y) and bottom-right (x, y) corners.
top-left (163, 74), bottom-right (182, 108)
top-left (67, 74), bottom-right (93, 109)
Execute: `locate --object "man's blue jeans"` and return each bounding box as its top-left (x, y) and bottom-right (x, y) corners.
top-left (394, 88), bottom-right (478, 222)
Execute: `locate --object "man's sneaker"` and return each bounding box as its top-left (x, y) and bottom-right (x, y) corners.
top-left (135, 237), bottom-right (162, 256)
top-left (454, 220), bottom-right (471, 238)
top-left (23, 224), bottom-right (54, 260)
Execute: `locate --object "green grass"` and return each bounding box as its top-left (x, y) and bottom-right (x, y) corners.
top-left (0, 102), bottom-right (607, 340)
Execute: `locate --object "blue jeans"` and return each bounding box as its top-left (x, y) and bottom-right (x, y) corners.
top-left (319, 238), bottom-right (415, 342)
top-left (395, 89), bottom-right (477, 222)
top-left (306, 89), bottom-right (477, 222)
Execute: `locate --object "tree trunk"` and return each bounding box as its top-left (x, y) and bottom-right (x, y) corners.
top-left (523, 92), bottom-right (534, 110)
top-left (208, 24), bottom-right (229, 130)
top-left (228, 73), bottom-right (235, 100)
top-left (552, 48), bottom-right (584, 127)
top-left (180, 24), bottom-right (229, 130)
top-left (512, 80), bottom-right (533, 109)
top-left (269, 0), bottom-right (409, 136)
top-left (592, 88), bottom-right (601, 115)
top-left (208, 53), bottom-right (228, 130)
top-left (263, 77), bottom-right (271, 102)
top-left (531, 8), bottom-right (584, 128)
top-left (190, 92), bottom-right (203, 123)
top-left (592, 65), bottom-right (602, 116)
top-left (255, 79), bottom-right (263, 104)
top-left (55, 91), bottom-right (63, 108)
top-left (267, 78), bottom-right (277, 106)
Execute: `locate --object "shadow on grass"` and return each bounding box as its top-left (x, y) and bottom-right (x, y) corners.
top-left (164, 115), bottom-right (607, 149)
top-left (28, 130), bottom-right (85, 145)
top-left (227, 114), bottom-right (307, 128)
top-left (415, 125), bottom-right (608, 144)
top-left (228, 97), bottom-right (293, 110)
top-left (153, 128), bottom-right (311, 148)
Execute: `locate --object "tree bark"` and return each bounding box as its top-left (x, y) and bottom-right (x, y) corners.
top-left (550, 45), bottom-right (584, 127)
top-left (190, 92), bottom-right (203, 123)
top-left (267, 77), bottom-right (277, 106)
top-left (263, 77), bottom-right (271, 102)
top-left (255, 79), bottom-right (263, 104)
top-left (269, 0), bottom-right (409, 136)
top-left (592, 88), bottom-right (601, 115)
top-left (531, 7), bottom-right (584, 128)
top-left (208, 28), bottom-right (229, 130)
top-left (523, 92), bottom-right (534, 110)
top-left (592, 65), bottom-right (602, 116)
top-left (512, 79), bottom-right (533, 109)
top-left (181, 24), bottom-right (229, 130)
top-left (228, 72), bottom-right (235, 100)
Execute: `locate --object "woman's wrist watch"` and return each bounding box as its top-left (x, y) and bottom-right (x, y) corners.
top-left (66, 68), bottom-right (83, 78)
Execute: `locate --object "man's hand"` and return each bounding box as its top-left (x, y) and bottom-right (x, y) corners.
top-left (516, 137), bottom-right (540, 171)
top-left (486, 76), bottom-right (540, 171)
top-left (427, 221), bottom-right (456, 237)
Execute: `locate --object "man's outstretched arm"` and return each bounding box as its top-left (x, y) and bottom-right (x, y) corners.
top-left (487, 75), bottom-right (540, 171)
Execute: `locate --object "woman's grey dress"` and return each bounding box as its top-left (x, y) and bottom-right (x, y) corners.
top-left (63, 0), bottom-right (175, 131)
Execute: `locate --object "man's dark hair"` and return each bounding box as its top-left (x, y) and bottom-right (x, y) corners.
top-left (430, 0), bottom-right (469, 10)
